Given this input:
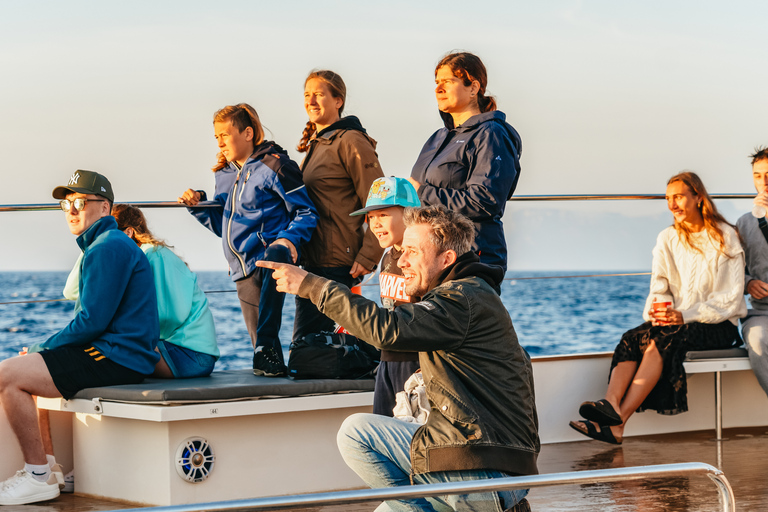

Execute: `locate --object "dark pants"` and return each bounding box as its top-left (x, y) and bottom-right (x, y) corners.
top-left (236, 245), bottom-right (293, 364)
top-left (293, 266), bottom-right (359, 343)
top-left (373, 360), bottom-right (422, 416)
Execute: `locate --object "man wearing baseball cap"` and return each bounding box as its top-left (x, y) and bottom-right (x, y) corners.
top-left (0, 170), bottom-right (160, 505)
top-left (350, 176), bottom-right (421, 416)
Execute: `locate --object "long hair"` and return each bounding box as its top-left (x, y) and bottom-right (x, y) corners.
top-left (212, 103), bottom-right (264, 172)
top-left (113, 204), bottom-right (170, 248)
top-left (667, 172), bottom-right (734, 256)
top-left (435, 52), bottom-right (496, 128)
top-left (297, 70), bottom-right (346, 153)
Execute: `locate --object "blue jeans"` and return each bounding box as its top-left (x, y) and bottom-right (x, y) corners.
top-left (742, 312), bottom-right (768, 397)
top-left (156, 340), bottom-right (217, 378)
top-left (236, 245), bottom-right (293, 364)
top-left (337, 413), bottom-right (528, 511)
top-left (293, 266), bottom-right (360, 343)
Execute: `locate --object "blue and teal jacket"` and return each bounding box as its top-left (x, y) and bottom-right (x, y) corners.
top-left (33, 216), bottom-right (160, 375)
top-left (410, 110), bottom-right (522, 272)
top-left (190, 140), bottom-right (318, 281)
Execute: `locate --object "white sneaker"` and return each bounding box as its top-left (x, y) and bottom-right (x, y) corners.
top-left (51, 463), bottom-right (65, 490)
top-left (0, 470), bottom-right (60, 505)
top-left (63, 470), bottom-right (74, 493)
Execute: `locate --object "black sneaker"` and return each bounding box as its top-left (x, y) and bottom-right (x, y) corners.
top-left (252, 346), bottom-right (287, 377)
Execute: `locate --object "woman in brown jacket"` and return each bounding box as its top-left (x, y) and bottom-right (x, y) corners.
top-left (294, 70), bottom-right (385, 342)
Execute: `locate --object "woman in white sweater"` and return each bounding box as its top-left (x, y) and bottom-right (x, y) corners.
top-left (570, 171), bottom-right (746, 444)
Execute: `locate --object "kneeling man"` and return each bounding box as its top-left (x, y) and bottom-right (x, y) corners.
top-left (0, 170), bottom-right (159, 505)
top-left (259, 206), bottom-right (538, 512)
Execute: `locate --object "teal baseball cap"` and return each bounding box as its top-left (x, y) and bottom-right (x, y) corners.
top-left (350, 177), bottom-right (420, 217)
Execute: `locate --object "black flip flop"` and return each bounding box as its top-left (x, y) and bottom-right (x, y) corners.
top-left (579, 399), bottom-right (622, 426)
top-left (568, 420), bottom-right (622, 445)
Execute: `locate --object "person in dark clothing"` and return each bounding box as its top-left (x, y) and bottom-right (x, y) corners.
top-left (258, 206), bottom-right (537, 512)
top-left (350, 177), bottom-right (421, 417)
top-left (294, 70), bottom-right (385, 342)
top-left (409, 52), bottom-right (522, 272)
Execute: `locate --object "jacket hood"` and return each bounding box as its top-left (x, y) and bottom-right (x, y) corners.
top-left (77, 215), bottom-right (118, 251)
top-left (317, 115), bottom-right (367, 137)
top-left (432, 251), bottom-right (504, 295)
top-left (440, 110), bottom-right (522, 161)
top-left (250, 140), bottom-right (289, 161)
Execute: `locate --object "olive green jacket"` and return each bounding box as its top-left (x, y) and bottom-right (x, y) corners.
top-left (298, 255), bottom-right (539, 476)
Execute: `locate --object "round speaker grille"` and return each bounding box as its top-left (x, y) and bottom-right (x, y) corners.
top-left (175, 437), bottom-right (215, 483)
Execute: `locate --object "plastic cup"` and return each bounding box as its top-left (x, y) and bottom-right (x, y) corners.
top-left (652, 301), bottom-right (672, 325)
top-left (752, 203), bottom-right (766, 219)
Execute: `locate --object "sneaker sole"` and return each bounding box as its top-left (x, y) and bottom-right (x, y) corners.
top-left (252, 369), bottom-right (285, 377)
top-left (0, 487), bottom-right (60, 505)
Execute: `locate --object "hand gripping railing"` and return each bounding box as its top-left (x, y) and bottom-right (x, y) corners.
top-left (109, 462), bottom-right (734, 512)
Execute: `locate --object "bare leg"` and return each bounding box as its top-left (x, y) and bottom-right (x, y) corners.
top-left (151, 347), bottom-right (174, 379)
top-left (604, 361), bottom-right (638, 414)
top-left (38, 407), bottom-right (54, 456)
top-left (611, 341), bottom-right (663, 439)
top-left (0, 354), bottom-right (61, 465)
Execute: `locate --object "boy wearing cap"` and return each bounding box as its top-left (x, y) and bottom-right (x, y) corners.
top-left (350, 177), bottom-right (421, 416)
top-left (0, 170), bottom-right (159, 505)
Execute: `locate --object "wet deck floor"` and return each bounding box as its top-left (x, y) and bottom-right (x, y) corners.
top-left (4, 426), bottom-right (766, 511)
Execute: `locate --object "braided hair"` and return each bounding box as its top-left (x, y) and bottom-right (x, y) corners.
top-left (297, 70), bottom-right (346, 153)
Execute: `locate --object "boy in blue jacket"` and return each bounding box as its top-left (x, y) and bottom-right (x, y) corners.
top-left (179, 104), bottom-right (317, 377)
top-left (0, 170), bottom-right (159, 505)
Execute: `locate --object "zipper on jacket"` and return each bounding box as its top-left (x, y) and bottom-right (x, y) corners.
top-left (257, 223), bottom-right (267, 248)
top-left (227, 169), bottom-right (247, 276)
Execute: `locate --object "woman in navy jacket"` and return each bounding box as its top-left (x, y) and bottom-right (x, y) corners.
top-left (409, 52), bottom-right (522, 272)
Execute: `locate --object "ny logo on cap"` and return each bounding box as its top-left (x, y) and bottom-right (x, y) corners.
top-left (68, 172), bottom-right (81, 186)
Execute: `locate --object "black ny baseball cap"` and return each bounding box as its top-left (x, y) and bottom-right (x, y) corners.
top-left (52, 170), bottom-right (114, 203)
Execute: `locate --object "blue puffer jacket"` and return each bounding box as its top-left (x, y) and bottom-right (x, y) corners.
top-left (190, 140), bottom-right (318, 281)
top-left (410, 111), bottom-right (522, 272)
top-left (35, 216), bottom-right (160, 375)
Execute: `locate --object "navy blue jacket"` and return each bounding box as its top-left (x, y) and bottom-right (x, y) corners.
top-left (410, 111), bottom-right (522, 271)
top-left (191, 140), bottom-right (318, 281)
top-left (39, 216), bottom-right (160, 375)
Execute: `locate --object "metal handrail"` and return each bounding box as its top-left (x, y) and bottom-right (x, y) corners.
top-left (109, 462), bottom-right (734, 512)
top-left (0, 193), bottom-right (757, 212)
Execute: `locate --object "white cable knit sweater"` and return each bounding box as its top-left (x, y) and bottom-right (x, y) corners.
top-left (642, 224), bottom-right (747, 326)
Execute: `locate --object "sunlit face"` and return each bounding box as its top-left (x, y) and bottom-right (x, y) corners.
top-left (753, 159), bottom-right (768, 193)
top-left (368, 206), bottom-right (406, 249)
top-left (434, 65), bottom-right (478, 114)
top-left (214, 120), bottom-right (254, 167)
top-left (666, 180), bottom-right (702, 226)
top-left (304, 78), bottom-right (342, 131)
top-left (398, 223), bottom-right (455, 298)
top-left (64, 192), bottom-right (109, 236)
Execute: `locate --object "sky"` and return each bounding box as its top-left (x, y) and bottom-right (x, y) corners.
top-left (1, 0), bottom-right (766, 272)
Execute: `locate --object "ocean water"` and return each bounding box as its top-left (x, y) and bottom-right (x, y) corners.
top-left (0, 270), bottom-right (651, 369)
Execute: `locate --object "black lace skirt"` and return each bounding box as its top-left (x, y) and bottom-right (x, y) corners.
top-left (610, 321), bottom-right (741, 415)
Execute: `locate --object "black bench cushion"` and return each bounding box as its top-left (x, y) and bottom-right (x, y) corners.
top-left (71, 369), bottom-right (374, 404)
top-left (685, 348), bottom-right (749, 361)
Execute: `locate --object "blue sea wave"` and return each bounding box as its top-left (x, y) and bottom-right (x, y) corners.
top-left (0, 271), bottom-right (651, 369)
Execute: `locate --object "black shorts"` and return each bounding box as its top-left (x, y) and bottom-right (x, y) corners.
top-left (40, 345), bottom-right (146, 399)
